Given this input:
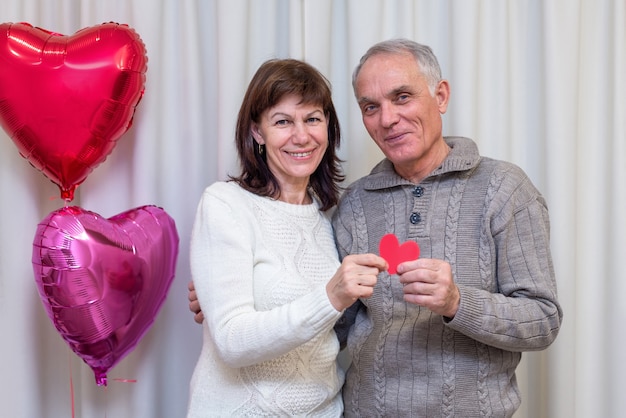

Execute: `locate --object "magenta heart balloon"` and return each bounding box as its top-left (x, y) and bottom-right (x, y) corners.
top-left (32, 205), bottom-right (178, 386)
top-left (0, 22), bottom-right (148, 201)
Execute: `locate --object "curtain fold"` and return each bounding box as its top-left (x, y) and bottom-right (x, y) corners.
top-left (0, 1), bottom-right (623, 417)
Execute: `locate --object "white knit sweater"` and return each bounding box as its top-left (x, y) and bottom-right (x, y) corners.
top-left (187, 181), bottom-right (344, 417)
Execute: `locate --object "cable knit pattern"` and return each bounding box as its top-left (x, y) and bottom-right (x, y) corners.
top-left (477, 169), bottom-right (507, 417)
top-left (188, 181), bottom-right (344, 417)
top-left (332, 137), bottom-right (562, 418)
top-left (372, 191), bottom-right (397, 417)
top-left (343, 189), bottom-right (368, 416)
top-left (441, 172), bottom-right (468, 418)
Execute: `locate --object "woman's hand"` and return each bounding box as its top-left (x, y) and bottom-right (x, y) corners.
top-left (326, 253), bottom-right (388, 311)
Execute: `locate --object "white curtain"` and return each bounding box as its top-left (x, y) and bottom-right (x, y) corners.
top-left (0, 1), bottom-right (623, 417)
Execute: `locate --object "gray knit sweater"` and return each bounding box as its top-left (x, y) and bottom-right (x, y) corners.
top-left (332, 137), bottom-right (562, 417)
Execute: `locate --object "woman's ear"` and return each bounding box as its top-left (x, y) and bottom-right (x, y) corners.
top-left (251, 123), bottom-right (264, 145)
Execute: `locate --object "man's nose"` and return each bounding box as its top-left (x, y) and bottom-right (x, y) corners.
top-left (380, 102), bottom-right (400, 128)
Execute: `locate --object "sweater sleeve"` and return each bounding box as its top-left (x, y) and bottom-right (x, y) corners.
top-left (190, 183), bottom-right (342, 368)
top-left (446, 165), bottom-right (563, 351)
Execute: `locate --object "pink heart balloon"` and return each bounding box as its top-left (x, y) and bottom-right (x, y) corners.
top-left (379, 233), bottom-right (420, 275)
top-left (0, 22), bottom-right (148, 201)
top-left (32, 205), bottom-right (179, 386)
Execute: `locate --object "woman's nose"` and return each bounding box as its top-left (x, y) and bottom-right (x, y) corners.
top-left (292, 122), bottom-right (309, 143)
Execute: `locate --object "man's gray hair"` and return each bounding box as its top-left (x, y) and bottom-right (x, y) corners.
top-left (352, 39), bottom-right (443, 96)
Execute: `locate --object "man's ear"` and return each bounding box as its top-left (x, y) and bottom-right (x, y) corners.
top-left (435, 79), bottom-right (450, 114)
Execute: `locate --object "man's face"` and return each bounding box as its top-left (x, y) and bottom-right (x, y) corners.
top-left (354, 52), bottom-right (449, 179)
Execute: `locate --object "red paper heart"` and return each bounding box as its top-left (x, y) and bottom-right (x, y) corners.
top-left (32, 205), bottom-right (179, 386)
top-left (379, 233), bottom-right (420, 275)
top-left (0, 22), bottom-right (148, 201)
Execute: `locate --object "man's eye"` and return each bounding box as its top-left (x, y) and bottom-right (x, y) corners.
top-left (363, 104), bottom-right (376, 113)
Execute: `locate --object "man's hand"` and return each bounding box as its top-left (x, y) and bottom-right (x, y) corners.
top-left (188, 280), bottom-right (204, 324)
top-left (397, 258), bottom-right (460, 318)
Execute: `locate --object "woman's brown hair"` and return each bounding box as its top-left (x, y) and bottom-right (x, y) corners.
top-left (230, 59), bottom-right (344, 211)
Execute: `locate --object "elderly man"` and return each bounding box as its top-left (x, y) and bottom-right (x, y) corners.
top-left (332, 38), bottom-right (561, 417)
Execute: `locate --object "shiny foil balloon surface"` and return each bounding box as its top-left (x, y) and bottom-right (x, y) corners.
top-left (0, 22), bottom-right (148, 201)
top-left (32, 205), bottom-right (178, 386)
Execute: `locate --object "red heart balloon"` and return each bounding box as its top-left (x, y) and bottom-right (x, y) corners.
top-left (379, 233), bottom-right (420, 275)
top-left (0, 22), bottom-right (148, 201)
top-left (32, 205), bottom-right (179, 386)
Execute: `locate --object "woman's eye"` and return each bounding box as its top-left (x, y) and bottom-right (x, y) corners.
top-left (275, 119), bottom-right (290, 126)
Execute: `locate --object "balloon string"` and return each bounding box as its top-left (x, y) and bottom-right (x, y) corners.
top-left (112, 378), bottom-right (138, 383)
top-left (68, 350), bottom-right (75, 418)
top-left (104, 385), bottom-right (107, 418)
top-left (103, 379), bottom-right (137, 418)
top-left (66, 354), bottom-right (137, 418)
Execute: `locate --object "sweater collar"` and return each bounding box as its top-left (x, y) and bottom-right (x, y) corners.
top-left (361, 136), bottom-right (481, 190)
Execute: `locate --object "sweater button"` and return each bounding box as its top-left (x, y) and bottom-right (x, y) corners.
top-left (412, 186), bottom-right (424, 197)
top-left (410, 212), bottom-right (421, 224)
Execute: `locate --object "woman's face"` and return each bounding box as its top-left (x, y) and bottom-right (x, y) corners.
top-left (251, 94), bottom-right (328, 192)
